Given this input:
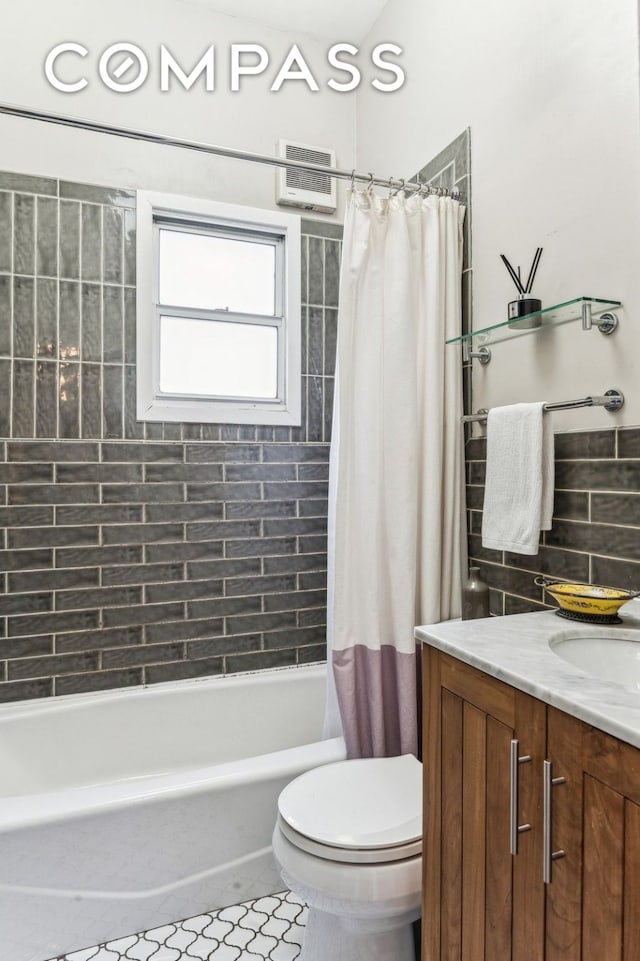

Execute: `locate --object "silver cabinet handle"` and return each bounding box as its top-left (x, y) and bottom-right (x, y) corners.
top-left (543, 759), bottom-right (566, 883)
top-left (510, 739), bottom-right (532, 855)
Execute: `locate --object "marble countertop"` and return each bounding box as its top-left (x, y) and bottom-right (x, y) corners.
top-left (416, 600), bottom-right (640, 749)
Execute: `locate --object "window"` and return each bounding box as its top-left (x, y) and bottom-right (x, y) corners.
top-left (136, 192), bottom-right (301, 424)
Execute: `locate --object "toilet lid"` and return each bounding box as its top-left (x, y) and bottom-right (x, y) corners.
top-left (278, 754), bottom-right (422, 850)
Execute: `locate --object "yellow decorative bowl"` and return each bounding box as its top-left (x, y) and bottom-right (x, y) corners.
top-left (535, 577), bottom-right (640, 619)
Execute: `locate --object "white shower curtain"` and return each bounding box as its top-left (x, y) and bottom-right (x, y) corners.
top-left (324, 188), bottom-right (467, 759)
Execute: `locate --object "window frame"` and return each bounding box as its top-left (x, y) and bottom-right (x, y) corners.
top-left (136, 191), bottom-right (301, 425)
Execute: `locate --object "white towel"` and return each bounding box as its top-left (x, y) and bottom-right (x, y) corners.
top-left (481, 402), bottom-right (554, 555)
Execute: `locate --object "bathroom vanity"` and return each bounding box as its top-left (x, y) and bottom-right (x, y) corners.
top-left (416, 608), bottom-right (640, 961)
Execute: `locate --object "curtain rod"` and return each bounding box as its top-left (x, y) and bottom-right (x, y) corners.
top-left (0, 101), bottom-right (461, 199)
top-left (462, 388), bottom-right (625, 423)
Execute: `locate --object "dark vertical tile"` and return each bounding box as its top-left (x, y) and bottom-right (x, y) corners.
top-left (13, 359), bottom-right (34, 437)
top-left (36, 197), bottom-right (58, 277)
top-left (36, 278), bottom-right (58, 358)
top-left (308, 375), bottom-right (323, 442)
top-left (123, 208), bottom-right (136, 286)
top-left (59, 362), bottom-right (80, 438)
top-left (124, 287), bottom-right (136, 363)
top-left (0, 192), bottom-right (12, 273)
top-left (103, 365), bottom-right (123, 439)
top-left (103, 206), bottom-right (123, 284)
top-left (81, 363), bottom-right (102, 438)
top-left (59, 201), bottom-right (80, 279)
top-left (145, 423), bottom-right (163, 440)
top-left (0, 276), bottom-right (11, 354)
top-left (300, 234), bottom-right (308, 302)
top-left (81, 283), bottom-right (101, 362)
top-left (59, 280), bottom-right (80, 361)
top-left (324, 308), bottom-right (337, 378)
top-left (13, 194), bottom-right (35, 276)
top-left (81, 204), bottom-right (102, 282)
top-left (324, 239), bottom-right (340, 308)
top-left (324, 377), bottom-right (334, 443)
top-left (462, 270), bottom-right (472, 337)
top-left (161, 423), bottom-right (181, 440)
top-left (300, 304), bottom-right (308, 375)
top-left (0, 358), bottom-right (10, 436)
top-left (308, 237), bottom-right (324, 305)
top-left (103, 285), bottom-right (123, 363)
top-left (124, 365), bottom-right (143, 439)
top-left (35, 361), bottom-right (57, 437)
top-left (13, 277), bottom-right (34, 358)
top-left (308, 307), bottom-right (323, 375)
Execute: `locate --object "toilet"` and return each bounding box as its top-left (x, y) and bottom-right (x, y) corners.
top-left (271, 753), bottom-right (422, 961)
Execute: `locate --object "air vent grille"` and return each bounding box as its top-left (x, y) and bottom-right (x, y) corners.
top-left (276, 139), bottom-right (337, 213)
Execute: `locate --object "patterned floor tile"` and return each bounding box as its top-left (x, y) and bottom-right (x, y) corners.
top-left (52, 891), bottom-right (307, 961)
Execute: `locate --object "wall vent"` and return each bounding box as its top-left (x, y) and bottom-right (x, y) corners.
top-left (276, 140), bottom-right (337, 213)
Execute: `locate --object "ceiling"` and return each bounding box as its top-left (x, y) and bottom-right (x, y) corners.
top-left (188, 0), bottom-right (392, 43)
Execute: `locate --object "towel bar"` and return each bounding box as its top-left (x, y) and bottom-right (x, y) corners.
top-left (462, 388), bottom-right (624, 424)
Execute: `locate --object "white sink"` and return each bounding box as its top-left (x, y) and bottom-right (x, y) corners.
top-left (550, 630), bottom-right (640, 690)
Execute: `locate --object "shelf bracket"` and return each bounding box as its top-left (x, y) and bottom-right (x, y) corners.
top-left (582, 304), bottom-right (618, 335)
top-left (462, 343), bottom-right (491, 365)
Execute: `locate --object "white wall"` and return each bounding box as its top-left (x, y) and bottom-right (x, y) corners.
top-left (357, 0), bottom-right (640, 429)
top-left (0, 0), bottom-right (355, 214)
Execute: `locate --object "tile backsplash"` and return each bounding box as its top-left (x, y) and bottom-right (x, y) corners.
top-left (466, 427), bottom-right (640, 614)
top-left (0, 170), bottom-right (339, 702)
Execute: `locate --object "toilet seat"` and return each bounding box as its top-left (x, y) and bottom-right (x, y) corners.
top-left (277, 754), bottom-right (422, 864)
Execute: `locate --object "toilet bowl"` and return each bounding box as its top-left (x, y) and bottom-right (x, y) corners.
top-left (272, 753), bottom-right (422, 961)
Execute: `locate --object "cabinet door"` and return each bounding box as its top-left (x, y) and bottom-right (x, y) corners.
top-left (422, 647), bottom-right (546, 961)
top-left (546, 709), bottom-right (640, 961)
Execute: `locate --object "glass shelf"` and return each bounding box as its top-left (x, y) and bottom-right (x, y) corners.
top-left (446, 296), bottom-right (622, 347)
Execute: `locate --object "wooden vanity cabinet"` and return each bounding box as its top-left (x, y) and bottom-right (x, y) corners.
top-left (422, 645), bottom-right (640, 961)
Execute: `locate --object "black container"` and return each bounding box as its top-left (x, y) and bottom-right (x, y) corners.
top-left (507, 296), bottom-right (542, 330)
top-left (462, 566), bottom-right (490, 620)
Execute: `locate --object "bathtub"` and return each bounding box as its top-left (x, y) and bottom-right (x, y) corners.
top-left (0, 663), bottom-right (345, 961)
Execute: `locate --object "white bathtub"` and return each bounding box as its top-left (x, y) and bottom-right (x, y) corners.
top-left (0, 663), bottom-right (345, 961)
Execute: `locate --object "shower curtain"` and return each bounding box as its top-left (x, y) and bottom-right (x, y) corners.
top-left (325, 188), bottom-right (466, 759)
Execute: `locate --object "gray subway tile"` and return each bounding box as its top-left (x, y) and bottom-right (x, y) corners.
top-left (145, 617), bottom-right (224, 644)
top-left (263, 480), bottom-right (328, 500)
top-left (0, 547), bottom-right (52, 570)
top-left (145, 657), bottom-right (223, 685)
top-left (0, 276), bottom-right (11, 354)
top-left (102, 561), bottom-right (184, 586)
top-left (308, 237), bottom-right (324, 304)
top-left (263, 517), bottom-right (326, 537)
top-left (262, 443), bottom-right (329, 463)
top-left (103, 364), bottom-right (123, 439)
top-left (0, 505), bottom-right (54, 527)
top-left (102, 482), bottom-right (183, 504)
top-left (225, 535), bottom-right (296, 559)
top-left (56, 544), bottom-right (142, 568)
top-left (103, 206), bottom-right (123, 284)
top-left (57, 504), bottom-right (142, 525)
top-left (308, 307), bottom-right (323, 376)
top-left (8, 609), bottom-right (99, 638)
top-left (263, 552), bottom-right (327, 575)
top-left (264, 588), bottom-right (326, 613)
top-left (297, 643), bottom-right (327, 665)
top-left (2, 592), bottom-right (52, 614)
top-left (0, 462), bottom-right (53, 483)
top-left (554, 429), bottom-right (616, 460)
top-left (546, 518), bottom-right (640, 562)
top-left (301, 219), bottom-right (343, 240)
top-left (36, 278), bottom-right (58, 358)
top-left (145, 501), bottom-right (223, 522)
top-left (555, 459), bottom-right (640, 493)
top-left (224, 573), bottom-right (296, 597)
top-left (187, 482), bottom-right (261, 502)
top-left (591, 492), bottom-right (640, 528)
top-left (59, 201), bottom-right (80, 279)
top-left (185, 443), bottom-right (260, 464)
top-left (103, 285), bottom-right (123, 363)
top-left (55, 668), bottom-right (142, 696)
top-left (591, 555), bottom-right (640, 592)
top-left (124, 287), bottom-right (136, 363)
top-left (225, 499), bottom-right (297, 520)
top-left (0, 634), bottom-right (52, 658)
top-left (124, 208), bottom-right (136, 285)
top-left (102, 601), bottom-right (185, 628)
top-left (264, 625), bottom-right (326, 650)
top-left (7, 525), bottom-right (97, 549)
top-left (59, 280), bottom-right (81, 361)
top-left (187, 634), bottom-right (261, 660)
top-left (81, 363), bottom-right (102, 438)
top-left (14, 194), bottom-right (35, 275)
top-left (324, 241), bottom-right (340, 308)
top-left (81, 282), bottom-right (101, 362)
top-left (0, 192), bottom-right (12, 273)
top-left (0, 172), bottom-right (57, 195)
top-left (102, 642), bottom-right (184, 669)
top-left (35, 361), bottom-right (57, 438)
top-left (56, 462), bottom-right (142, 483)
top-left (186, 519), bottom-right (261, 541)
top-left (0, 677), bottom-right (53, 702)
top-left (8, 482), bottom-right (98, 505)
top-left (0, 359), bottom-right (10, 436)
top-left (13, 276), bottom-right (35, 357)
top-left (36, 197), bottom-right (58, 277)
top-left (7, 440), bottom-right (99, 461)
top-left (225, 649), bottom-right (297, 674)
top-left (59, 362), bottom-right (80, 438)
top-left (187, 556), bottom-right (261, 581)
top-left (12, 359), bottom-right (34, 437)
top-left (55, 585), bottom-right (141, 611)
top-left (55, 626), bottom-right (143, 653)
top-left (187, 594), bottom-right (261, 620)
top-left (145, 579), bottom-right (223, 604)
top-left (101, 522), bottom-right (183, 545)
top-left (225, 609), bottom-right (297, 635)
top-left (81, 205), bottom-right (102, 282)
top-left (60, 182), bottom-right (136, 208)
top-left (618, 428), bottom-right (640, 459)
top-left (102, 441), bottom-right (184, 463)
top-left (8, 567), bottom-right (98, 593)
top-left (144, 463), bottom-right (223, 482)
top-left (145, 540), bottom-right (223, 564)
